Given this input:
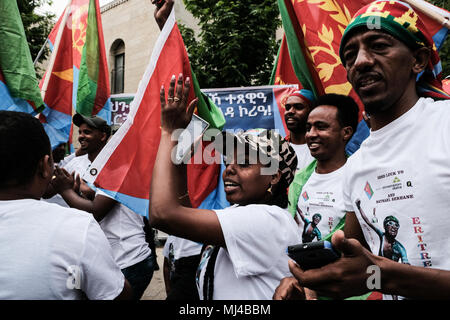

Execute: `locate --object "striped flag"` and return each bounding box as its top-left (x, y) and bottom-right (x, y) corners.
top-left (0, 1), bottom-right (44, 115)
top-left (83, 7), bottom-right (225, 216)
top-left (270, 36), bottom-right (302, 87)
top-left (39, 0), bottom-right (111, 149)
top-left (75, 0), bottom-right (110, 118)
top-left (272, 0), bottom-right (449, 154)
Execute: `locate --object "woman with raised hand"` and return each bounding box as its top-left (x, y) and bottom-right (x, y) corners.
top-left (149, 73), bottom-right (301, 300)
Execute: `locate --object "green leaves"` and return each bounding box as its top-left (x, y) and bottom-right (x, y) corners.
top-left (17, 0), bottom-right (55, 77)
top-left (181, 0), bottom-right (281, 88)
top-left (427, 0), bottom-right (449, 78)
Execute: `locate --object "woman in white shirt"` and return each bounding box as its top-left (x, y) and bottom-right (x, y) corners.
top-left (149, 74), bottom-right (301, 300)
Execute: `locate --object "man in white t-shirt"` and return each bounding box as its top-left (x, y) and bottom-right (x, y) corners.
top-left (0, 111), bottom-right (131, 300)
top-left (283, 89), bottom-right (315, 171)
top-left (51, 114), bottom-right (154, 300)
top-left (286, 1), bottom-right (450, 299)
top-left (275, 93), bottom-right (359, 299)
top-left (42, 113), bottom-right (111, 205)
top-left (294, 94), bottom-right (359, 244)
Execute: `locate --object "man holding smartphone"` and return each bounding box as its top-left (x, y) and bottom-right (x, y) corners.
top-left (284, 1), bottom-right (450, 300)
top-left (275, 93), bottom-right (359, 299)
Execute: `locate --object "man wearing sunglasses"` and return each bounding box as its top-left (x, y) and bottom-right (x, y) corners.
top-left (356, 199), bottom-right (408, 265)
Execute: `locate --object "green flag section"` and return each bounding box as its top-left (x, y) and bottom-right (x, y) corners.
top-left (273, 0), bottom-right (324, 97)
top-left (191, 67), bottom-right (225, 130)
top-left (76, 0), bottom-right (109, 117)
top-left (0, 1), bottom-right (44, 113)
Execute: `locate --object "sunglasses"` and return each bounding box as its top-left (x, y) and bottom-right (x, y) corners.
top-left (385, 221), bottom-right (399, 228)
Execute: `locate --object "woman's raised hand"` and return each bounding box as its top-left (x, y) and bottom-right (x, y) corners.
top-left (160, 73), bottom-right (198, 134)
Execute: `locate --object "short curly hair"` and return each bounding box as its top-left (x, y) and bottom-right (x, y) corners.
top-left (0, 111), bottom-right (51, 188)
top-left (312, 94), bottom-right (359, 138)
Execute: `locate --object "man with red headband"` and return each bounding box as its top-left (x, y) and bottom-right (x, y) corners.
top-left (282, 0), bottom-right (450, 299)
top-left (284, 89), bottom-right (315, 171)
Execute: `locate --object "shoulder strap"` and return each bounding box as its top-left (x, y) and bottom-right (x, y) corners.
top-left (202, 245), bottom-right (220, 300)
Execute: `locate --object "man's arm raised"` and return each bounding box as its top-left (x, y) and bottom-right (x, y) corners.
top-left (152, 0), bottom-right (174, 30)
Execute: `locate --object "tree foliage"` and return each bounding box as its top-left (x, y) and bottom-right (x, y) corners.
top-left (428, 0), bottom-right (449, 77)
top-left (17, 0), bottom-right (55, 69)
top-left (180, 0), bottom-right (281, 88)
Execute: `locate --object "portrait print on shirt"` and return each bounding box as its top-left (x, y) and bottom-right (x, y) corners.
top-left (296, 167), bottom-right (347, 243)
top-left (349, 167), bottom-right (432, 269)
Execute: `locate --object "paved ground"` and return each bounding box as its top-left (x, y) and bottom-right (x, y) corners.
top-left (141, 246), bottom-right (167, 300)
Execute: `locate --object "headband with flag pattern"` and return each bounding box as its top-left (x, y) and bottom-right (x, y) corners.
top-left (288, 89), bottom-right (315, 104)
top-left (339, 0), bottom-right (449, 100)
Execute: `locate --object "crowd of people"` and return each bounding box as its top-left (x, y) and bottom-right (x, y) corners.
top-left (0, 0), bottom-right (449, 300)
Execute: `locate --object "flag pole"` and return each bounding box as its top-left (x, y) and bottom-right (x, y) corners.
top-left (40, 1), bottom-right (72, 101)
top-left (33, 39), bottom-right (48, 65)
top-left (403, 0), bottom-right (450, 29)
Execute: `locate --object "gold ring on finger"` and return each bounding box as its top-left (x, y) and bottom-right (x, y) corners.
top-left (174, 97), bottom-right (180, 102)
top-left (167, 97), bottom-right (174, 102)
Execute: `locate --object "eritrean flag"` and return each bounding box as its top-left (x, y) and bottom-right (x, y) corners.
top-left (0, 1), bottom-right (44, 115)
top-left (364, 181), bottom-right (374, 200)
top-left (83, 7), bottom-right (225, 216)
top-left (272, 0), bottom-right (448, 154)
top-left (270, 36), bottom-right (302, 87)
top-left (302, 191), bottom-right (309, 201)
top-left (39, 0), bottom-right (111, 149)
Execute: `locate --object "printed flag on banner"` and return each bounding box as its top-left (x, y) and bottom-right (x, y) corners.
top-left (39, 0), bottom-right (111, 149)
top-left (273, 0), bottom-right (449, 154)
top-left (0, 1), bottom-right (44, 115)
top-left (83, 8), bottom-right (225, 216)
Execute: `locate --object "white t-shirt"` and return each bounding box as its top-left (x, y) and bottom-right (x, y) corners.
top-left (296, 165), bottom-right (347, 243)
top-left (43, 154), bottom-right (92, 207)
top-left (0, 199), bottom-right (124, 300)
top-left (290, 143), bottom-right (314, 171)
top-left (58, 152), bottom-right (76, 168)
top-left (196, 204), bottom-right (301, 300)
top-left (96, 190), bottom-right (151, 269)
top-left (162, 235), bottom-right (203, 260)
top-left (63, 154), bottom-right (91, 176)
top-left (343, 98), bottom-right (450, 298)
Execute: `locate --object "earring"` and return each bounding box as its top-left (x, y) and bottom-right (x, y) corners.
top-left (267, 184), bottom-right (273, 194)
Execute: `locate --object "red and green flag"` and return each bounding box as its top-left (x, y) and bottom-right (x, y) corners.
top-left (0, 1), bottom-right (44, 115)
top-left (83, 7), bottom-right (225, 217)
top-left (76, 0), bottom-right (110, 117)
top-left (39, 0), bottom-right (111, 149)
top-left (272, 0), bottom-right (448, 155)
top-left (272, 0), bottom-right (448, 111)
top-left (270, 36), bottom-right (302, 87)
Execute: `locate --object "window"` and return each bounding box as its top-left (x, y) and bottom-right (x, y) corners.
top-left (110, 39), bottom-right (125, 94)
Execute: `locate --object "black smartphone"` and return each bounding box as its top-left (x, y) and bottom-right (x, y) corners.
top-left (287, 240), bottom-right (341, 270)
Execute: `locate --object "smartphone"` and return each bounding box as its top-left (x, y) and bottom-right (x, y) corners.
top-left (287, 240), bottom-right (341, 270)
top-left (175, 113), bottom-right (209, 163)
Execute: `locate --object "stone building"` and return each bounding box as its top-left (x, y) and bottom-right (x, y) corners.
top-left (100, 0), bottom-right (198, 95)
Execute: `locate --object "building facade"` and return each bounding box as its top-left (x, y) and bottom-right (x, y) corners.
top-left (101, 0), bottom-right (199, 95)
